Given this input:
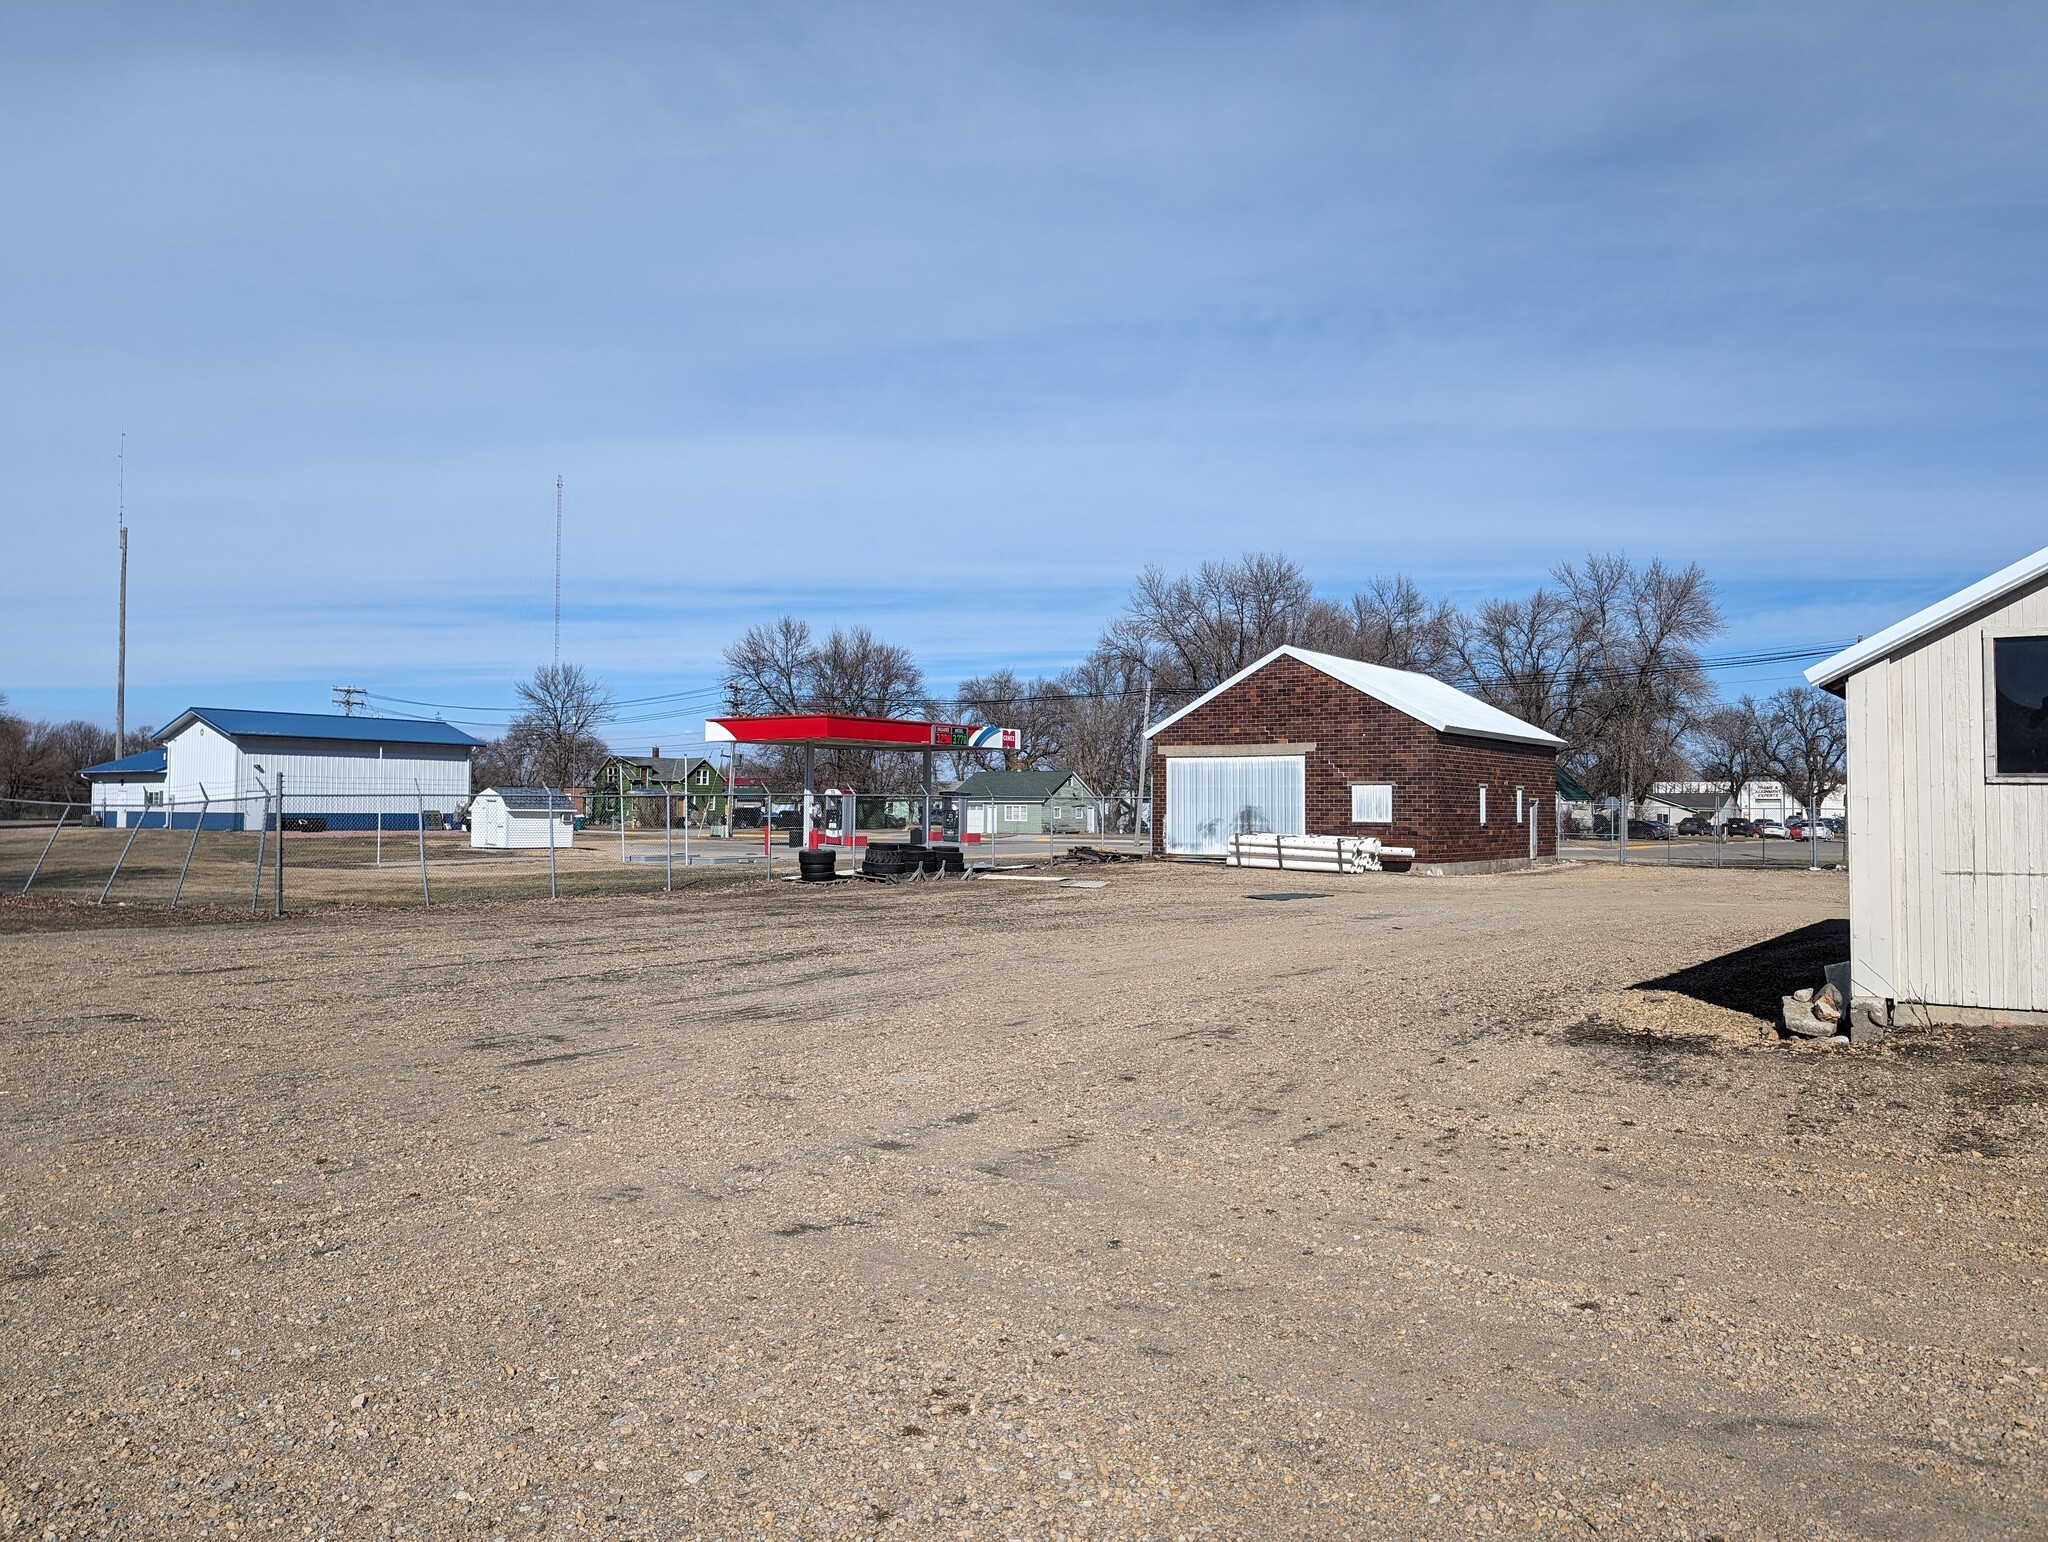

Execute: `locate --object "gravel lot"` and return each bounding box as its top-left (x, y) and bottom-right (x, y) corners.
top-left (2, 861), bottom-right (2043, 1539)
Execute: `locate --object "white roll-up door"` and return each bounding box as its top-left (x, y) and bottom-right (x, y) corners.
top-left (1164, 755), bottom-right (1306, 856)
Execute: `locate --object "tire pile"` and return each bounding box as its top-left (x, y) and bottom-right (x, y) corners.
top-left (860, 843), bottom-right (966, 880)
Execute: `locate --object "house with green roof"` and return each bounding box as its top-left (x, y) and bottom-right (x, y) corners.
top-left (952, 769), bottom-right (1101, 837)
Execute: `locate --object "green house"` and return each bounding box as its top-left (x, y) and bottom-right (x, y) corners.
top-left (587, 754), bottom-right (728, 827)
top-left (952, 769), bottom-right (1101, 837)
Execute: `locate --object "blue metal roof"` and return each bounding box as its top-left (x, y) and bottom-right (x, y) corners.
top-left (161, 707), bottom-right (482, 749)
top-left (80, 746), bottom-right (169, 777)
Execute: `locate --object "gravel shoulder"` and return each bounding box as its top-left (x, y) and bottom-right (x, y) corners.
top-left (2, 860), bottom-right (2043, 1539)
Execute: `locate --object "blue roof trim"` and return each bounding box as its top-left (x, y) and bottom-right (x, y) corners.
top-left (80, 746), bottom-right (169, 777)
top-left (162, 707), bottom-right (482, 749)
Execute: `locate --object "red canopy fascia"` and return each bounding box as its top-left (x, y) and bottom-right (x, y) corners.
top-left (704, 714), bottom-right (1019, 751)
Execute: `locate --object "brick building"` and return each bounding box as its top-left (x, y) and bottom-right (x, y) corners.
top-left (1145, 646), bottom-right (1563, 869)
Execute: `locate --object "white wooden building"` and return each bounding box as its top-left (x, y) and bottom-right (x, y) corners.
top-left (1808, 544), bottom-right (2048, 1025)
top-left (470, 787), bottom-right (577, 849)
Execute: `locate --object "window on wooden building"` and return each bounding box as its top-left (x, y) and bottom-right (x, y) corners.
top-left (1992, 636), bottom-right (2048, 777)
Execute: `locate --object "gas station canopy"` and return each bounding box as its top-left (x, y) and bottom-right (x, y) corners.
top-left (705, 715), bottom-right (1019, 751)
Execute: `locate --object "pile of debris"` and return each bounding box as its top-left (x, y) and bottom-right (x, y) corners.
top-left (1779, 963), bottom-right (1883, 1046)
top-left (1054, 846), bottom-right (1142, 865)
top-left (1226, 833), bottom-right (1416, 874)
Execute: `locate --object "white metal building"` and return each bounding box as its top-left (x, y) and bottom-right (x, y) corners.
top-left (1808, 544), bottom-right (2048, 1025)
top-left (137, 708), bottom-right (479, 831)
top-left (79, 746), bottom-right (170, 827)
top-left (470, 787), bottom-right (576, 849)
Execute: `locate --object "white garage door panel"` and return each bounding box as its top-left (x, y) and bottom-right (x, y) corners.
top-left (1165, 756), bottom-right (1305, 856)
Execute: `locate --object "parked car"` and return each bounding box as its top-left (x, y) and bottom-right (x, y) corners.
top-left (1628, 819), bottom-right (1672, 840)
top-left (1676, 814), bottom-right (1713, 836)
top-left (1787, 819), bottom-right (1820, 840)
top-left (1722, 817), bottom-right (1756, 838)
top-left (1756, 819), bottom-right (1790, 839)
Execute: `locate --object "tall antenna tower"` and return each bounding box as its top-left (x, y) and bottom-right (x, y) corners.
top-left (553, 475), bottom-right (564, 669)
top-left (115, 434), bottom-right (128, 758)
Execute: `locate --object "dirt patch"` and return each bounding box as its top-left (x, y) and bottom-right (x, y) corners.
top-left (4, 860), bottom-right (2043, 1538)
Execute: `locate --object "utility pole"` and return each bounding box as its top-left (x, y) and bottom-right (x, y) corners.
top-left (1134, 676), bottom-right (1152, 840)
top-left (553, 475), bottom-right (564, 670)
top-left (115, 434), bottom-right (127, 758)
top-left (723, 679), bottom-right (743, 838)
top-left (331, 685), bottom-right (366, 716)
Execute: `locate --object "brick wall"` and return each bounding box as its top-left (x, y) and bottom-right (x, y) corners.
top-left (1149, 653), bottom-right (1558, 864)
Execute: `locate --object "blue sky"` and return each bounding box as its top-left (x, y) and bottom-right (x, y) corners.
top-left (4, 3), bottom-right (2045, 752)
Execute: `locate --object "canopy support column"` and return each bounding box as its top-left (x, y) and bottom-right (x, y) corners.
top-left (802, 746), bottom-right (816, 850)
top-left (921, 749), bottom-right (934, 842)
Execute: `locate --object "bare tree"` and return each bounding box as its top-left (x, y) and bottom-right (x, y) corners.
top-left (1759, 686), bottom-right (1847, 823)
top-left (0, 707), bottom-right (118, 813)
top-left (509, 662), bottom-right (615, 788)
top-left (1460, 555), bottom-right (1720, 808)
top-left (954, 668), bottom-right (1070, 773)
top-left (1333, 575), bottom-right (1465, 677)
top-left (1110, 553), bottom-right (1318, 697)
top-left (723, 617), bottom-right (815, 715)
top-left (809, 628), bottom-right (927, 719)
top-left (1691, 696), bottom-right (1771, 823)
top-left (1056, 646), bottom-right (1151, 828)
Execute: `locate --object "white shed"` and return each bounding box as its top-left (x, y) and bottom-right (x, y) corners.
top-left (1808, 544), bottom-right (2048, 1026)
top-left (470, 787), bottom-right (576, 850)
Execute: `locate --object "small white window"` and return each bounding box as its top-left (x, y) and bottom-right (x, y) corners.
top-left (1515, 787), bottom-right (1525, 824)
top-left (1350, 783), bottom-right (1393, 823)
top-left (1479, 786), bottom-right (1488, 825)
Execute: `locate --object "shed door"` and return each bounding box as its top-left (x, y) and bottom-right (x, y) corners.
top-left (1164, 755), bottom-right (1305, 856)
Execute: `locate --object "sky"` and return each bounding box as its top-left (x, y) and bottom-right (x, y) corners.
top-left (4, 3), bottom-right (2046, 753)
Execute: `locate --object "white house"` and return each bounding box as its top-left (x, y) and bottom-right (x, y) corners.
top-left (85, 708), bottom-right (479, 831)
top-left (470, 787), bottom-right (576, 849)
top-left (1807, 544), bottom-right (2048, 1026)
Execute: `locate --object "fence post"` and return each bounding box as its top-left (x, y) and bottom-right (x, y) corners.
top-left (99, 812), bottom-right (147, 905)
top-left (414, 780), bottom-right (431, 911)
top-left (251, 790), bottom-right (268, 912)
top-left (665, 788), bottom-right (674, 892)
top-left (21, 802), bottom-right (73, 895)
top-left (171, 787), bottom-right (210, 907)
top-left (545, 786), bottom-right (559, 900)
top-left (274, 773), bottom-right (285, 917)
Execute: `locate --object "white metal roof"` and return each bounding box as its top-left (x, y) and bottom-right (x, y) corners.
top-left (1805, 542), bottom-right (2048, 693)
top-left (1143, 645), bottom-right (1565, 748)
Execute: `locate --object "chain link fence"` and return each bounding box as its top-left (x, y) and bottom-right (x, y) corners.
top-left (1556, 806), bottom-right (1847, 871)
top-left (0, 789), bottom-right (1148, 914)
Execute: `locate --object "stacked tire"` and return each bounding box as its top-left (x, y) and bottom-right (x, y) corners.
top-left (861, 844), bottom-right (916, 878)
top-left (797, 849), bottom-right (837, 883)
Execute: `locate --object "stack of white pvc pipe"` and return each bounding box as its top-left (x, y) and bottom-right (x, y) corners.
top-left (1225, 833), bottom-right (1417, 872)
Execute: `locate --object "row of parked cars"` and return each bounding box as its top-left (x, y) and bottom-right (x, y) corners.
top-left (1588, 814), bottom-right (1845, 840)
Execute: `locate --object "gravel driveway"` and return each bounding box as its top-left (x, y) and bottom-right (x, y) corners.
top-left (2, 861), bottom-right (2042, 1539)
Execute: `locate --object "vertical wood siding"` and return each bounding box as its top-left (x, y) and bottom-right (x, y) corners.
top-left (1865, 584), bottom-right (2048, 1012)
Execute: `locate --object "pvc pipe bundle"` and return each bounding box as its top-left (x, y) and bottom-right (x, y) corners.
top-left (1226, 833), bottom-right (1416, 872)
